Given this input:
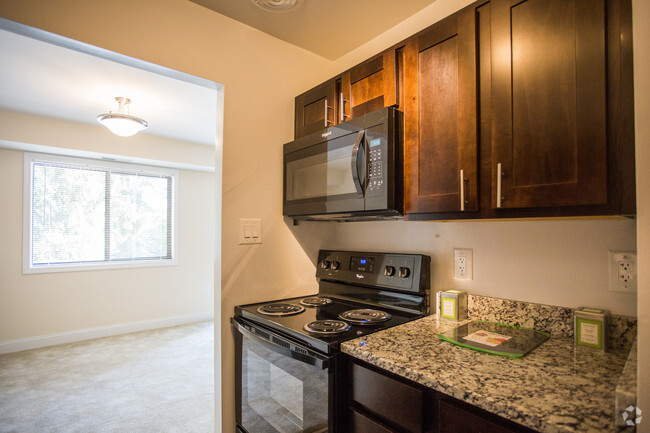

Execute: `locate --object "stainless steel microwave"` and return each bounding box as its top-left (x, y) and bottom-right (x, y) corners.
top-left (283, 107), bottom-right (403, 221)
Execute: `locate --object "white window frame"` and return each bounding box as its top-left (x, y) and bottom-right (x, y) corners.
top-left (23, 152), bottom-right (179, 274)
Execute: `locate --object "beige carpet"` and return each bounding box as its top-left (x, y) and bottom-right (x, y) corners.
top-left (0, 321), bottom-right (214, 433)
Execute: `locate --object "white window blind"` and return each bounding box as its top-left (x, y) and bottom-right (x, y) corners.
top-left (24, 153), bottom-right (177, 273)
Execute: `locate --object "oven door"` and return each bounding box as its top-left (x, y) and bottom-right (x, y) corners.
top-left (232, 317), bottom-right (333, 433)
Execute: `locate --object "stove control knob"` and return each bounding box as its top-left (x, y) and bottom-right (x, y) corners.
top-left (384, 265), bottom-right (395, 277)
top-left (330, 261), bottom-right (341, 271)
top-left (398, 266), bottom-right (411, 278)
top-left (320, 260), bottom-right (331, 270)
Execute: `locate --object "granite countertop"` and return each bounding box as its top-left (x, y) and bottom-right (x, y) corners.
top-left (341, 314), bottom-right (631, 433)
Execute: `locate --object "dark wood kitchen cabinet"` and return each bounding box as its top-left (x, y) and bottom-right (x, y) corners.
top-left (490, 0), bottom-right (607, 210)
top-left (341, 356), bottom-right (537, 433)
top-left (294, 47), bottom-right (400, 139)
top-left (340, 49), bottom-right (398, 122)
top-left (294, 78), bottom-right (338, 138)
top-left (348, 359), bottom-right (427, 432)
top-left (482, 0), bottom-right (635, 215)
top-left (293, 0), bottom-right (635, 218)
top-left (406, 0), bottom-right (635, 220)
top-left (403, 4), bottom-right (480, 214)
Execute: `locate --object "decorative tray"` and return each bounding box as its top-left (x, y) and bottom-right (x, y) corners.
top-left (438, 320), bottom-right (549, 358)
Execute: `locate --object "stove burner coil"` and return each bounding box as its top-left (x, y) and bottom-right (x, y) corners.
top-left (256, 303), bottom-right (305, 316)
top-left (303, 320), bottom-right (351, 335)
top-left (339, 309), bottom-right (392, 325)
top-left (299, 297), bottom-right (333, 307)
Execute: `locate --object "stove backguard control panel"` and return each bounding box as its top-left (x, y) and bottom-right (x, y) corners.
top-left (316, 250), bottom-right (430, 294)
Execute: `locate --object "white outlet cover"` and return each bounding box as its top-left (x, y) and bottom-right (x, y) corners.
top-left (608, 250), bottom-right (637, 293)
top-left (454, 248), bottom-right (473, 280)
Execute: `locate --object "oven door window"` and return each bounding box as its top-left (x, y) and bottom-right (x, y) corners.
top-left (285, 131), bottom-right (364, 202)
top-left (239, 330), bottom-right (329, 433)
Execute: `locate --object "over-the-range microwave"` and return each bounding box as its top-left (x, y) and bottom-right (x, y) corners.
top-left (283, 107), bottom-right (403, 221)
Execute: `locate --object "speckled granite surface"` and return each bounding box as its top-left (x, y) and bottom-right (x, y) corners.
top-left (463, 294), bottom-right (637, 351)
top-left (467, 295), bottom-right (575, 337)
top-left (615, 340), bottom-right (637, 432)
top-left (341, 315), bottom-right (631, 433)
top-left (607, 316), bottom-right (638, 352)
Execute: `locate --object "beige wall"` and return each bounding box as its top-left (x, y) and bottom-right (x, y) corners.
top-left (1, 1), bottom-right (647, 433)
top-left (0, 1), bottom-right (335, 431)
top-left (300, 218), bottom-right (636, 314)
top-left (632, 0), bottom-right (649, 428)
top-left (0, 110), bottom-right (216, 343)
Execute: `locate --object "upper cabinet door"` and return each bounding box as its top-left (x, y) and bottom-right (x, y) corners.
top-left (294, 79), bottom-right (337, 139)
top-left (340, 49), bottom-right (398, 121)
top-left (490, 0), bottom-right (608, 209)
top-left (404, 7), bottom-right (479, 214)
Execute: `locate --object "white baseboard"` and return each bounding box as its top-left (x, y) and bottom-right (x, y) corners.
top-left (0, 312), bottom-right (214, 355)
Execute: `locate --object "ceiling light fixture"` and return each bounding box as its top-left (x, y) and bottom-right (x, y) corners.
top-left (250, 0), bottom-right (304, 12)
top-left (97, 97), bottom-right (148, 137)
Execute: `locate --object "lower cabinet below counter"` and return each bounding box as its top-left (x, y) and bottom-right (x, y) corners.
top-left (340, 356), bottom-right (537, 433)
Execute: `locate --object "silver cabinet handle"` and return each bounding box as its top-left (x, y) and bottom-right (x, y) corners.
top-left (460, 169), bottom-right (465, 211)
top-left (496, 162), bottom-right (503, 208)
top-left (324, 99), bottom-right (333, 127)
top-left (340, 92), bottom-right (349, 122)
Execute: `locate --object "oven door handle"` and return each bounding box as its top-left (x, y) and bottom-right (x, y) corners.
top-left (232, 317), bottom-right (330, 370)
top-left (351, 130), bottom-right (365, 197)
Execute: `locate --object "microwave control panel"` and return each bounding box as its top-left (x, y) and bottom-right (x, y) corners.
top-left (366, 135), bottom-right (385, 195)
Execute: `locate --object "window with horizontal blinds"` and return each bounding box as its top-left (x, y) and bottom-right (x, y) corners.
top-left (24, 153), bottom-right (177, 273)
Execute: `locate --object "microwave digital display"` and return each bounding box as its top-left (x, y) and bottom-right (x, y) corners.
top-left (369, 138), bottom-right (381, 148)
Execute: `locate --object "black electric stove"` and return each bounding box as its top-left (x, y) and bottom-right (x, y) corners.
top-left (232, 250), bottom-right (430, 433)
top-left (234, 250), bottom-right (431, 354)
top-left (235, 293), bottom-right (426, 354)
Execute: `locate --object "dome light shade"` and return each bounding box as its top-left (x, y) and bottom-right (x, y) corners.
top-left (97, 97), bottom-right (148, 137)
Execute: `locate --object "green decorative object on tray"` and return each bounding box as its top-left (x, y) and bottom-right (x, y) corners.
top-left (438, 320), bottom-right (550, 358)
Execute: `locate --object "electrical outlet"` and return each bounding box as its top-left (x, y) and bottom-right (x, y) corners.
top-left (454, 248), bottom-right (473, 280)
top-left (609, 251), bottom-right (637, 293)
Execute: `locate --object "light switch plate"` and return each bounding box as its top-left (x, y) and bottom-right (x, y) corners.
top-left (239, 218), bottom-right (262, 245)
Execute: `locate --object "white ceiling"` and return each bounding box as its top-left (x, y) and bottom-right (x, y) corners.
top-left (189, 0), bottom-right (437, 60)
top-left (0, 28), bottom-right (218, 147)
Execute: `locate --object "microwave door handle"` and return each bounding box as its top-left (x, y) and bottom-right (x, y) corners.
top-left (232, 318), bottom-right (330, 370)
top-left (351, 130), bottom-right (365, 196)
